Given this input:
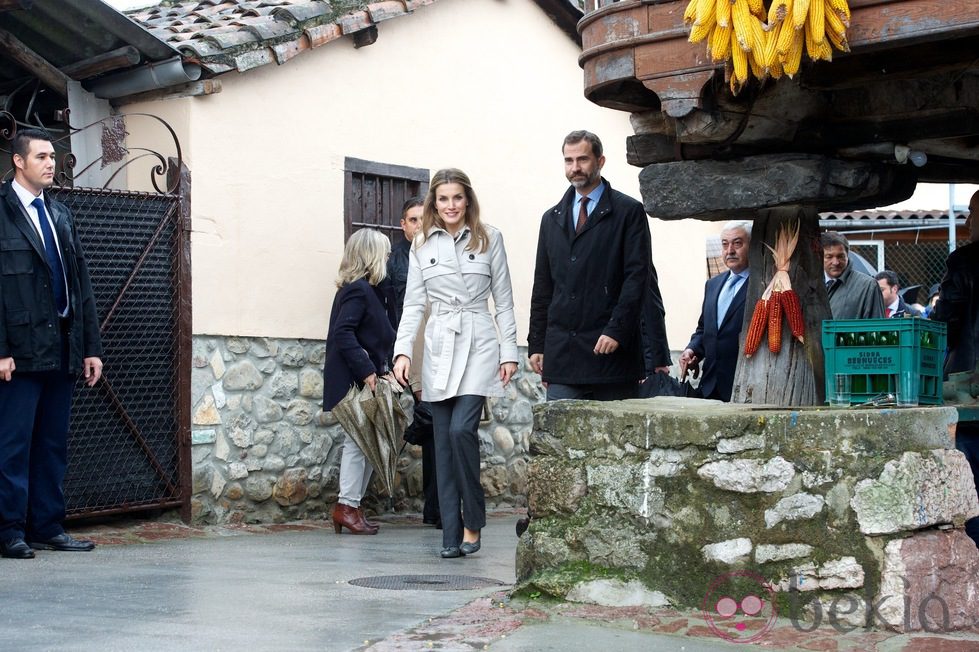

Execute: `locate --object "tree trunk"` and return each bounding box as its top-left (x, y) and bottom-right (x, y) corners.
top-left (730, 207), bottom-right (831, 406)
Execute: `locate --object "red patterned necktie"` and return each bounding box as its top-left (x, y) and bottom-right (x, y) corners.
top-left (575, 197), bottom-right (589, 235)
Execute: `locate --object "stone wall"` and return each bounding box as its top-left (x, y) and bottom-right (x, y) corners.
top-left (516, 398), bottom-right (979, 633)
top-left (190, 335), bottom-right (539, 524)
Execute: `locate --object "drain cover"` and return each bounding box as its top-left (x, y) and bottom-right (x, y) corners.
top-left (349, 574), bottom-right (506, 591)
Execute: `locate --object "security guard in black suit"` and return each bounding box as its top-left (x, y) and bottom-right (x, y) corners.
top-left (0, 128), bottom-right (103, 559)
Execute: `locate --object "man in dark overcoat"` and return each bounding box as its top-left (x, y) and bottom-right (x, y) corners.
top-left (933, 189), bottom-right (979, 546)
top-left (529, 130), bottom-right (662, 401)
top-left (0, 128), bottom-right (102, 559)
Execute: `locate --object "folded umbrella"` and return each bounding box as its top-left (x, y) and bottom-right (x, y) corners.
top-left (361, 378), bottom-right (408, 498)
top-left (332, 383), bottom-right (392, 496)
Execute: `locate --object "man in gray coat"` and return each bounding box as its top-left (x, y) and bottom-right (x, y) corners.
top-left (821, 231), bottom-right (884, 320)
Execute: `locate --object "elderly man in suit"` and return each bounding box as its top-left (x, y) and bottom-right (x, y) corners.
top-left (679, 221), bottom-right (752, 402)
top-left (0, 128), bottom-right (102, 559)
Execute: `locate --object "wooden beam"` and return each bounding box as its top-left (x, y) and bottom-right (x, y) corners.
top-left (112, 79), bottom-right (222, 106)
top-left (0, 0), bottom-right (33, 11)
top-left (0, 26), bottom-right (68, 97)
top-left (62, 46), bottom-right (141, 80)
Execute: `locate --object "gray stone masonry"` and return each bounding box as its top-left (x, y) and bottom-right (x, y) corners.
top-left (190, 335), bottom-right (539, 524)
top-left (516, 397), bottom-right (979, 633)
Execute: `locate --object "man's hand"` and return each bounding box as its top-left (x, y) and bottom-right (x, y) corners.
top-left (654, 366), bottom-right (671, 375)
top-left (678, 349), bottom-right (700, 381)
top-left (593, 335), bottom-right (619, 355)
top-left (393, 355), bottom-right (411, 387)
top-left (0, 357), bottom-right (15, 382)
top-left (529, 353), bottom-right (544, 376)
top-left (364, 373), bottom-right (378, 392)
top-left (499, 362), bottom-right (518, 386)
top-left (83, 357), bottom-right (102, 387)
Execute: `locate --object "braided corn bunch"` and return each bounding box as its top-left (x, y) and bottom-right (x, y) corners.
top-left (744, 221), bottom-right (805, 358)
top-left (684, 0), bottom-right (852, 94)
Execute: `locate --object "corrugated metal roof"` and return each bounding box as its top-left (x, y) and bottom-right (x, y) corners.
top-left (819, 209), bottom-right (968, 230)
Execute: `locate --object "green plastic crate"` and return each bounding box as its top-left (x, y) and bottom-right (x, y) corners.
top-left (822, 317), bottom-right (946, 406)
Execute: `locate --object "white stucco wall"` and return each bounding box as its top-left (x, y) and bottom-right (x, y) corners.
top-left (124, 0), bottom-right (709, 350)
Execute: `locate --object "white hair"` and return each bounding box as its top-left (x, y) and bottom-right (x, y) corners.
top-left (721, 220), bottom-right (752, 238)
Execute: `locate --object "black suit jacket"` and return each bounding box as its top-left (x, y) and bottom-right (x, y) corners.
top-left (0, 181), bottom-right (102, 373)
top-left (528, 179), bottom-right (651, 384)
top-left (685, 271), bottom-right (748, 401)
top-left (933, 240), bottom-right (979, 375)
top-left (888, 296), bottom-right (920, 318)
top-left (322, 279), bottom-right (397, 411)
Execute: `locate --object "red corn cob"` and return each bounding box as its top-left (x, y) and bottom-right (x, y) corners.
top-left (780, 289), bottom-right (805, 343)
top-left (744, 298), bottom-right (768, 357)
top-left (768, 290), bottom-right (783, 354)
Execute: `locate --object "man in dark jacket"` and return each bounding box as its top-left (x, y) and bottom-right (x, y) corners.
top-left (529, 130), bottom-right (662, 400)
top-left (0, 129), bottom-right (103, 559)
top-left (875, 270), bottom-right (921, 318)
top-left (932, 189), bottom-right (979, 546)
top-left (679, 221), bottom-right (751, 402)
top-left (386, 197), bottom-right (423, 324)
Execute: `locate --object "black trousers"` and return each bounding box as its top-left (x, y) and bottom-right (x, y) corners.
top-left (956, 421), bottom-right (979, 546)
top-left (0, 322), bottom-right (73, 541)
top-left (430, 395), bottom-right (485, 548)
top-left (421, 440), bottom-right (440, 522)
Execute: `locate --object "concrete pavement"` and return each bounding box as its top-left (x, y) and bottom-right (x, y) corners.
top-left (3, 512), bottom-right (979, 651)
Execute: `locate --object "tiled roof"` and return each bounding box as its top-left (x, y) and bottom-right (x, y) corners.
top-left (127, 1), bottom-right (438, 74)
top-left (820, 209), bottom-right (967, 225)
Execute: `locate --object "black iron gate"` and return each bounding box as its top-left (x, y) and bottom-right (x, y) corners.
top-left (51, 170), bottom-right (191, 519)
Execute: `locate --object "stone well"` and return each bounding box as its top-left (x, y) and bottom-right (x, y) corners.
top-left (516, 398), bottom-right (979, 633)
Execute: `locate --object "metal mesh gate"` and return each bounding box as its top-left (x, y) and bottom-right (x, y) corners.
top-left (51, 184), bottom-right (190, 518)
top-left (850, 238), bottom-right (969, 305)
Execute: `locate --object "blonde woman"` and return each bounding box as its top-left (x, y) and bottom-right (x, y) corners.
top-left (323, 228), bottom-right (397, 535)
top-left (393, 169), bottom-right (518, 558)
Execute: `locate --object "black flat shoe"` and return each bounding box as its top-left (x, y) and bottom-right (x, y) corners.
top-left (460, 539), bottom-right (481, 556)
top-left (1, 537), bottom-right (35, 559)
top-left (29, 533), bottom-right (95, 552)
top-left (440, 546), bottom-right (461, 558)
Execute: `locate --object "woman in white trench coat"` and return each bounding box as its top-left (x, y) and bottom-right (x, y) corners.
top-left (393, 168), bottom-right (518, 559)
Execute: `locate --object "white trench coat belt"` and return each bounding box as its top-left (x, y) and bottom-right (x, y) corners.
top-left (393, 224), bottom-right (519, 403)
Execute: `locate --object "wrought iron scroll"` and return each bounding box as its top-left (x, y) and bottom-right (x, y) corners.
top-left (0, 99), bottom-right (183, 195)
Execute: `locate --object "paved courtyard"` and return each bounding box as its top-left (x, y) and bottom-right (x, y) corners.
top-left (3, 511), bottom-right (979, 651)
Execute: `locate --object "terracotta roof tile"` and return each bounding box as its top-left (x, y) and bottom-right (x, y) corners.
top-left (304, 22), bottom-right (342, 48)
top-left (271, 35), bottom-right (311, 64)
top-left (272, 2), bottom-right (336, 24)
top-left (126, 0), bottom-right (437, 74)
top-left (367, 1), bottom-right (410, 23)
top-left (337, 9), bottom-right (371, 34)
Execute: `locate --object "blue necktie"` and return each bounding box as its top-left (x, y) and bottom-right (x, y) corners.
top-left (717, 272), bottom-right (743, 328)
top-left (31, 197), bottom-right (69, 316)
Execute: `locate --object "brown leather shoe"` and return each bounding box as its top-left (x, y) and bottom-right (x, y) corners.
top-left (358, 507), bottom-right (380, 531)
top-left (332, 504), bottom-right (378, 535)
